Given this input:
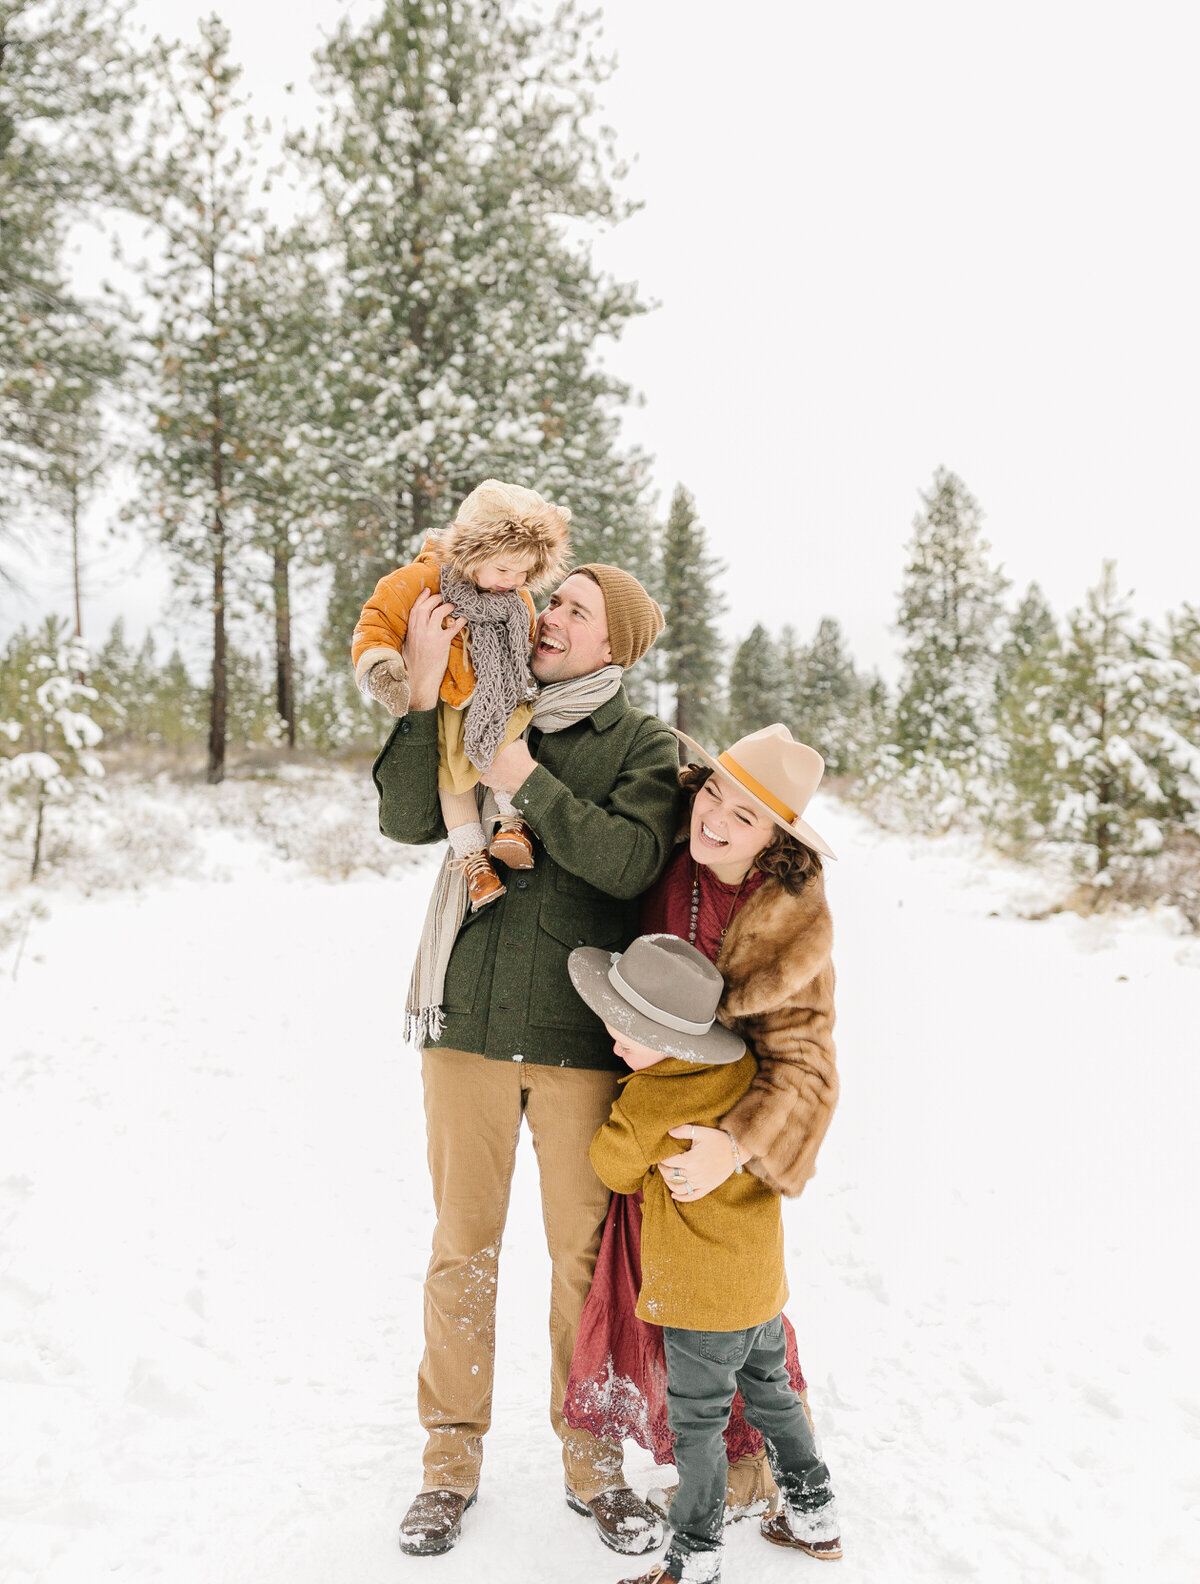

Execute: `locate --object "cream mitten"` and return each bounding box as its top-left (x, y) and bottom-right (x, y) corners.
top-left (365, 653), bottom-right (411, 717)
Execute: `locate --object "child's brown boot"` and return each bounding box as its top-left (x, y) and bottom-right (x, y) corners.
top-left (488, 819), bottom-right (535, 870)
top-left (458, 850), bottom-right (506, 910)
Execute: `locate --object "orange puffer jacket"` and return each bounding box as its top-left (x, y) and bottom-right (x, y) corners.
top-left (351, 540), bottom-right (536, 708)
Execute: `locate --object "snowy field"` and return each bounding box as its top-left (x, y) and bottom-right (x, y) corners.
top-left (2, 777), bottom-right (1198, 1584)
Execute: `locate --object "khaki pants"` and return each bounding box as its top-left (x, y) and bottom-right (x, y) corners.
top-left (418, 1047), bottom-right (623, 1500)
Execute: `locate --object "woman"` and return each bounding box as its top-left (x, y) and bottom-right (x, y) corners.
top-left (564, 723), bottom-right (839, 1551)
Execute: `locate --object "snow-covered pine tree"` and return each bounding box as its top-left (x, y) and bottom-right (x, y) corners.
top-left (90, 617), bottom-right (151, 745)
top-left (132, 18), bottom-right (274, 783)
top-left (777, 625), bottom-right (805, 736)
top-left (998, 582), bottom-right (1056, 692)
top-left (659, 484), bottom-right (725, 746)
top-left (891, 467), bottom-right (1009, 817)
top-left (294, 0), bottom-right (653, 650)
top-left (228, 224), bottom-right (335, 748)
top-left (1008, 562), bottom-right (1200, 876)
top-left (0, 616), bottom-right (103, 877)
top-left (1167, 604), bottom-right (1200, 682)
top-left (150, 648), bottom-right (205, 753)
top-left (790, 615), bottom-right (864, 776)
top-left (0, 0), bottom-right (134, 569)
top-left (726, 624), bottom-right (785, 740)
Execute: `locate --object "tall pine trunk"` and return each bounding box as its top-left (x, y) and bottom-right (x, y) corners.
top-left (273, 527), bottom-right (295, 749)
top-left (208, 383), bottom-right (227, 785)
top-left (410, 472), bottom-right (429, 559)
top-left (675, 689), bottom-right (690, 760)
top-left (30, 787), bottom-right (46, 881)
top-left (70, 475), bottom-right (83, 639)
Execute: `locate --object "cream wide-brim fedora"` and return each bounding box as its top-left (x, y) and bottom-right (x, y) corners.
top-left (672, 723), bottom-right (838, 861)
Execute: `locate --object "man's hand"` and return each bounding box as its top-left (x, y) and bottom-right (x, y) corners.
top-left (479, 739), bottom-right (537, 795)
top-left (403, 587), bottom-right (467, 711)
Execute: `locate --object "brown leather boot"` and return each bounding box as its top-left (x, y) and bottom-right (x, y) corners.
top-left (398, 1488), bottom-right (477, 1555)
top-left (565, 1486), bottom-right (663, 1555)
top-left (488, 819), bottom-right (535, 870)
top-left (617, 1566), bottom-right (677, 1584)
top-left (761, 1510), bottom-right (843, 1559)
top-left (458, 850), bottom-right (506, 910)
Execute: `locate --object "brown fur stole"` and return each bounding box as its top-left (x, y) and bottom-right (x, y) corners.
top-left (716, 868), bottom-right (838, 1197)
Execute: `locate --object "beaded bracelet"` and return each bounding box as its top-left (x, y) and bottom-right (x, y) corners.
top-left (722, 1128), bottom-right (744, 1175)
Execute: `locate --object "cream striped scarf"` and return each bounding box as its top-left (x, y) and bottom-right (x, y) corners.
top-left (404, 665), bottom-right (625, 1046)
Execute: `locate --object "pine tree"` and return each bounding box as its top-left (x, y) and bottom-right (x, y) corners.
top-left (151, 647), bottom-right (205, 752)
top-left (892, 468), bottom-right (1009, 801)
top-left (998, 581), bottom-right (1055, 693)
top-left (1167, 604), bottom-right (1200, 682)
top-left (1006, 563), bottom-right (1200, 874)
top-left (727, 624), bottom-right (785, 739)
top-left (658, 484), bottom-right (725, 745)
top-left (0, 0), bottom-right (135, 564)
top-left (776, 624), bottom-right (805, 731)
top-left (294, 0), bottom-right (653, 653)
top-left (790, 615), bottom-right (864, 775)
top-left (0, 615), bottom-right (104, 876)
top-left (230, 225), bottom-right (334, 748)
top-left (132, 18), bottom-right (270, 783)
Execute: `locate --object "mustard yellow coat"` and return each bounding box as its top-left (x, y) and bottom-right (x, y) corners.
top-left (351, 542), bottom-right (537, 707)
top-left (352, 543), bottom-right (537, 792)
top-left (590, 1054), bottom-right (788, 1332)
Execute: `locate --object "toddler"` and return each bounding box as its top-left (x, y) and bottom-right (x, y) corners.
top-left (352, 479), bottom-right (570, 909)
top-left (568, 933), bottom-right (842, 1583)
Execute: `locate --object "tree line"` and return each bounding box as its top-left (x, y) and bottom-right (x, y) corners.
top-left (3, 2), bottom-right (1199, 917)
top-left (2, 0), bottom-right (657, 778)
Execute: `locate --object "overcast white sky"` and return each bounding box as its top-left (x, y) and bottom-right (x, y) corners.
top-left (11, 0), bottom-right (1200, 677)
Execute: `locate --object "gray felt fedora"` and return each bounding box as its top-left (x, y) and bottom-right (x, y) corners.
top-left (568, 934), bottom-right (746, 1065)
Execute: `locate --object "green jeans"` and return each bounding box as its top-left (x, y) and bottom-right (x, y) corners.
top-left (662, 1315), bottom-right (839, 1581)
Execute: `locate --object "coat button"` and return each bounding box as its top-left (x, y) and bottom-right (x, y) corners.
top-left (516, 877), bottom-right (528, 889)
top-left (576, 938), bottom-right (585, 946)
top-left (399, 719), bottom-right (411, 734)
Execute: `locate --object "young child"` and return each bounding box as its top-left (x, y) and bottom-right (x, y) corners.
top-left (352, 479), bottom-right (570, 909)
top-left (568, 934), bottom-right (842, 1583)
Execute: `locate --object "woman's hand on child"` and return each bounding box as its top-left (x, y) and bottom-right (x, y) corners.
top-left (403, 588), bottom-right (468, 710)
top-left (658, 1124), bottom-right (739, 1201)
top-left (479, 740), bottom-right (537, 794)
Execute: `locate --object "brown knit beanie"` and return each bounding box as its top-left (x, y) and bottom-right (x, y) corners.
top-left (573, 563), bottom-right (665, 669)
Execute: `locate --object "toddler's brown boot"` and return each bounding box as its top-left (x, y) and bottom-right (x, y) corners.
top-left (459, 849), bottom-right (506, 910)
top-left (488, 819), bottom-right (535, 870)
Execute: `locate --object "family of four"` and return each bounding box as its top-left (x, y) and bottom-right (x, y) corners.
top-left (354, 481), bottom-right (843, 1581)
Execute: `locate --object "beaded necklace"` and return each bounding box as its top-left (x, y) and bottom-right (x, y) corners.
top-left (688, 860), bottom-right (752, 948)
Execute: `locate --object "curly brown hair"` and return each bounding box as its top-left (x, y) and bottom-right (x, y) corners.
top-left (678, 763), bottom-right (822, 895)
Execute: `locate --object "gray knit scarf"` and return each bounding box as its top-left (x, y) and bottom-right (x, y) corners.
top-left (440, 563), bottom-right (533, 772)
top-left (404, 663), bottom-right (626, 1046)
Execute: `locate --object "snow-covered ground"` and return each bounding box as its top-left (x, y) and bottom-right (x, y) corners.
top-left (2, 781), bottom-right (1197, 1583)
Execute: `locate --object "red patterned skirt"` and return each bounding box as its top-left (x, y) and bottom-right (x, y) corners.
top-left (563, 1191), bottom-right (807, 1466)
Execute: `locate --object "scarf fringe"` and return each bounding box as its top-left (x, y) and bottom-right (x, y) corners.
top-left (405, 1004), bottom-right (445, 1048)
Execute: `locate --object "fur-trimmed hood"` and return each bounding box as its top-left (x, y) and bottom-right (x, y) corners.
top-left (715, 868), bottom-right (838, 1197)
top-left (440, 478), bottom-right (572, 592)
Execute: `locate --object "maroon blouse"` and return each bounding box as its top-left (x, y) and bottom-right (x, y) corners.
top-left (640, 842), bottom-right (766, 959)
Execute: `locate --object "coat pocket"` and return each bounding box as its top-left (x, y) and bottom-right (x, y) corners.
top-left (530, 905), bottom-right (628, 1028)
top-left (442, 907), bottom-right (494, 1015)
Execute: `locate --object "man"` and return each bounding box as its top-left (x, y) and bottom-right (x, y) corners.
top-left (373, 565), bottom-right (681, 1557)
